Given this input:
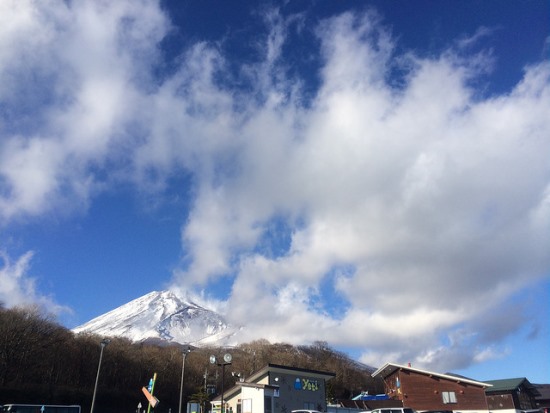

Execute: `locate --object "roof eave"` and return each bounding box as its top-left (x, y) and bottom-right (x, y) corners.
top-left (371, 362), bottom-right (492, 388)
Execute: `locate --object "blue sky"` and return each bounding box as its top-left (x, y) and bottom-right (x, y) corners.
top-left (1, 0), bottom-right (549, 384)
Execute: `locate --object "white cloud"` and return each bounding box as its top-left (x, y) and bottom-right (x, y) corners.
top-left (0, 0), bottom-right (169, 221)
top-left (0, 250), bottom-right (69, 315)
top-left (0, 0), bottom-right (548, 374)
top-left (0, 250), bottom-right (35, 307)
top-left (167, 10), bottom-right (550, 372)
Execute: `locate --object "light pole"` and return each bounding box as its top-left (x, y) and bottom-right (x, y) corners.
top-left (210, 353), bottom-right (232, 413)
top-left (179, 344), bottom-right (192, 413)
top-left (90, 338), bottom-right (110, 413)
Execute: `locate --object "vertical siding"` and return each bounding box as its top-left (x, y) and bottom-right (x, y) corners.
top-left (383, 370), bottom-right (489, 411)
top-left (486, 388), bottom-right (538, 411)
top-left (487, 394), bottom-right (515, 410)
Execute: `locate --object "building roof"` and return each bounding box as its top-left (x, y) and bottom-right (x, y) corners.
top-left (371, 362), bottom-right (492, 388)
top-left (534, 384), bottom-right (550, 399)
top-left (485, 378), bottom-right (541, 396)
top-left (214, 382), bottom-right (280, 401)
top-left (246, 363), bottom-right (336, 383)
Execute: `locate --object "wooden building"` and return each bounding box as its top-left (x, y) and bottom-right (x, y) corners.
top-left (534, 384), bottom-right (550, 412)
top-left (371, 363), bottom-right (491, 413)
top-left (485, 378), bottom-right (541, 413)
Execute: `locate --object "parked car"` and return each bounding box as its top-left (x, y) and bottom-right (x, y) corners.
top-left (292, 410), bottom-right (323, 413)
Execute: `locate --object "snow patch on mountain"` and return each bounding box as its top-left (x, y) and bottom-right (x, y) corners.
top-left (72, 290), bottom-right (240, 346)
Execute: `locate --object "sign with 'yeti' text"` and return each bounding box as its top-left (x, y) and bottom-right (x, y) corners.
top-left (294, 378), bottom-right (319, 392)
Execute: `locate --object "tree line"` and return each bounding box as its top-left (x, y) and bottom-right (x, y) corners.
top-left (0, 305), bottom-right (383, 413)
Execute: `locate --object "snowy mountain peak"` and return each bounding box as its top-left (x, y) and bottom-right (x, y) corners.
top-left (73, 290), bottom-right (239, 346)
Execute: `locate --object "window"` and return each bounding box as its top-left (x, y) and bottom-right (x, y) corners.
top-left (264, 396), bottom-right (272, 413)
top-left (442, 392), bottom-right (457, 404)
top-left (302, 403), bottom-right (316, 410)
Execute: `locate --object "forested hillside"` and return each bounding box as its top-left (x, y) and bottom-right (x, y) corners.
top-left (0, 306), bottom-right (384, 413)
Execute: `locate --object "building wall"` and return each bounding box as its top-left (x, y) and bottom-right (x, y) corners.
top-left (487, 394), bottom-right (516, 410)
top-left (517, 385), bottom-right (538, 410)
top-left (237, 386), bottom-right (268, 413)
top-left (383, 370), bottom-right (489, 411)
top-left (223, 368), bottom-right (331, 413)
top-left (486, 388), bottom-right (538, 411)
top-left (487, 409), bottom-right (516, 413)
top-left (267, 370), bottom-right (328, 413)
top-left (225, 385), bottom-right (277, 413)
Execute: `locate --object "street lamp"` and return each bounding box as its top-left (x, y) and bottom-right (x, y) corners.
top-left (90, 338), bottom-right (110, 413)
top-left (210, 353), bottom-right (232, 413)
top-left (179, 344), bottom-right (192, 413)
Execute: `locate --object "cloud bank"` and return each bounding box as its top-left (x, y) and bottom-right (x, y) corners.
top-left (1, 0), bottom-right (549, 373)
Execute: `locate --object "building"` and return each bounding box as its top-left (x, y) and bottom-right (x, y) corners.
top-left (371, 363), bottom-right (491, 413)
top-left (211, 364), bottom-right (335, 413)
top-left (533, 384), bottom-right (550, 411)
top-left (484, 378), bottom-right (540, 413)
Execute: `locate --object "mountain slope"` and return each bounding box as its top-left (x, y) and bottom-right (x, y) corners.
top-left (72, 290), bottom-right (239, 346)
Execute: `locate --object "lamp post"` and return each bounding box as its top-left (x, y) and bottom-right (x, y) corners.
top-left (210, 353), bottom-right (232, 413)
top-left (90, 338), bottom-right (110, 413)
top-left (179, 344), bottom-right (192, 413)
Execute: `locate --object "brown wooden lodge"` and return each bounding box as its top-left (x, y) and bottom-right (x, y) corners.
top-left (370, 362), bottom-right (491, 412)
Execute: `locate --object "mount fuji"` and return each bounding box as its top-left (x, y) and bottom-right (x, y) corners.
top-left (72, 290), bottom-right (240, 346)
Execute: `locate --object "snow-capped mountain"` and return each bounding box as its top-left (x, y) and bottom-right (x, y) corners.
top-left (72, 290), bottom-right (240, 346)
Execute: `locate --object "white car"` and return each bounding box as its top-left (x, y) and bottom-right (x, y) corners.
top-left (291, 410), bottom-right (324, 413)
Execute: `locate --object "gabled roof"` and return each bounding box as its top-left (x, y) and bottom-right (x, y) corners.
top-left (372, 362), bottom-right (491, 388)
top-left (485, 378), bottom-right (540, 396)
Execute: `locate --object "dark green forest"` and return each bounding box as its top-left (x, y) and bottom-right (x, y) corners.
top-left (0, 306), bottom-right (384, 413)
